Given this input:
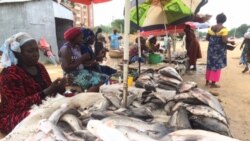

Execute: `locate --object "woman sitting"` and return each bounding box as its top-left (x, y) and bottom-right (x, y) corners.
top-left (59, 27), bottom-right (108, 92)
top-left (0, 32), bottom-right (66, 134)
top-left (81, 28), bottom-right (117, 76)
top-left (129, 37), bottom-right (147, 64)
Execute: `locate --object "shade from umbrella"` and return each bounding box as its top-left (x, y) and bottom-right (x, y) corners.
top-left (140, 23), bottom-right (196, 36)
top-left (70, 0), bottom-right (111, 5)
top-left (130, 0), bottom-right (208, 31)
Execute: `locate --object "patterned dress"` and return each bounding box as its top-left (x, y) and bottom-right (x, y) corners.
top-left (61, 43), bottom-right (109, 91)
top-left (0, 63), bottom-right (51, 134)
top-left (206, 27), bottom-right (228, 82)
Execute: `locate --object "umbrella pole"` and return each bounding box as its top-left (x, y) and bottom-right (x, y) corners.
top-left (136, 0), bottom-right (141, 75)
top-left (122, 0), bottom-right (131, 108)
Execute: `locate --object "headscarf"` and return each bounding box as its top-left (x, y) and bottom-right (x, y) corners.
top-left (0, 32), bottom-right (34, 68)
top-left (81, 28), bottom-right (94, 44)
top-left (244, 28), bottom-right (250, 39)
top-left (64, 27), bottom-right (81, 41)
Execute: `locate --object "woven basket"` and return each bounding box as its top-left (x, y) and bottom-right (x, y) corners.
top-left (109, 49), bottom-right (123, 58)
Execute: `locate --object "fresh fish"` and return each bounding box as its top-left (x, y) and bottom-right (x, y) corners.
top-left (87, 119), bottom-right (130, 141)
top-left (172, 103), bottom-right (228, 125)
top-left (132, 101), bottom-right (143, 108)
top-left (151, 90), bottom-right (176, 103)
top-left (122, 94), bottom-right (137, 107)
top-left (59, 114), bottom-right (83, 131)
top-left (116, 126), bottom-right (157, 141)
top-left (158, 67), bottom-right (183, 81)
top-left (189, 115), bottom-right (231, 137)
top-left (72, 130), bottom-right (97, 141)
top-left (173, 92), bottom-right (205, 105)
top-left (101, 116), bottom-right (171, 139)
top-left (2, 93), bottom-right (106, 141)
top-left (91, 111), bottom-right (118, 120)
top-left (186, 105), bottom-right (228, 125)
top-left (168, 108), bottom-right (192, 130)
top-left (160, 129), bottom-right (240, 141)
top-left (156, 75), bottom-right (182, 86)
top-left (190, 88), bottom-right (226, 116)
top-left (103, 92), bottom-right (121, 108)
top-left (164, 101), bottom-right (176, 115)
top-left (158, 83), bottom-right (177, 91)
top-left (178, 81), bottom-right (197, 93)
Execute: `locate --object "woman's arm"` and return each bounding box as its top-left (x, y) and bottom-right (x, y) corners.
top-left (240, 39), bottom-right (246, 50)
top-left (59, 47), bottom-right (90, 72)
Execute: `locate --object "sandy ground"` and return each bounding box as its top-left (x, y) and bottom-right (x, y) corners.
top-left (182, 40), bottom-right (250, 141)
top-left (0, 40), bottom-right (249, 140)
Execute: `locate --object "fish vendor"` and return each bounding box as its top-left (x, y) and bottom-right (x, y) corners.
top-left (0, 33), bottom-right (66, 134)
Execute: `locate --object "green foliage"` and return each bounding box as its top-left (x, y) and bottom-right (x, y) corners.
top-left (111, 19), bottom-right (137, 34)
top-left (228, 24), bottom-right (250, 38)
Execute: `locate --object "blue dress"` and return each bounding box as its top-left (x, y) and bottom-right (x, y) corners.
top-left (207, 28), bottom-right (228, 70)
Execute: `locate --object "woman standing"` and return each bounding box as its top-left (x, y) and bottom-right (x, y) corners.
top-left (0, 32), bottom-right (65, 134)
top-left (184, 25), bottom-right (202, 70)
top-left (206, 13), bottom-right (235, 88)
top-left (240, 28), bottom-right (250, 73)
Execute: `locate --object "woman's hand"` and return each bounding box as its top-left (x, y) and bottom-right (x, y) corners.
top-left (43, 78), bottom-right (66, 96)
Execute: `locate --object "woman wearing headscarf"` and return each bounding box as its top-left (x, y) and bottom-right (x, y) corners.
top-left (206, 13), bottom-right (235, 88)
top-left (0, 32), bottom-right (66, 134)
top-left (81, 28), bottom-right (117, 76)
top-left (184, 25), bottom-right (202, 71)
top-left (240, 28), bottom-right (250, 73)
top-left (59, 27), bottom-right (108, 92)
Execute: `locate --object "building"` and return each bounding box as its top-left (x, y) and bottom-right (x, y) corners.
top-left (61, 0), bottom-right (94, 27)
top-left (0, 0), bottom-right (74, 63)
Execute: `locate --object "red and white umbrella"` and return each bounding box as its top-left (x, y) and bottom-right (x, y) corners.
top-left (69, 0), bottom-right (111, 5)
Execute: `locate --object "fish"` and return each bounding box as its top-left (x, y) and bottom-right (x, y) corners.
top-left (158, 67), bottom-right (183, 82)
top-left (87, 119), bottom-right (130, 141)
top-left (121, 94), bottom-right (137, 107)
top-left (1, 93), bottom-right (106, 141)
top-left (158, 83), bottom-right (177, 91)
top-left (150, 90), bottom-right (176, 103)
top-left (59, 114), bottom-right (83, 131)
top-left (72, 130), bottom-right (97, 141)
top-left (171, 103), bottom-right (228, 125)
top-left (115, 125), bottom-right (157, 141)
top-left (101, 116), bottom-right (171, 139)
top-left (178, 81), bottom-right (197, 93)
top-left (103, 92), bottom-right (121, 108)
top-left (173, 92), bottom-right (205, 105)
top-left (190, 88), bottom-right (226, 116)
top-left (189, 115), bottom-right (231, 137)
top-left (185, 105), bottom-right (228, 125)
top-left (168, 107), bottom-right (192, 130)
top-left (164, 101), bottom-right (176, 115)
top-left (160, 129), bottom-right (240, 141)
top-left (156, 74), bottom-right (182, 86)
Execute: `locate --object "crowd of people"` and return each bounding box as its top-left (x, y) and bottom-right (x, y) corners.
top-left (0, 12), bottom-right (249, 134)
top-left (0, 27), bottom-right (118, 134)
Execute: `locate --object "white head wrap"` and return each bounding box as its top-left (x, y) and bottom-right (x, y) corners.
top-left (0, 32), bottom-right (34, 68)
top-left (244, 28), bottom-right (250, 39)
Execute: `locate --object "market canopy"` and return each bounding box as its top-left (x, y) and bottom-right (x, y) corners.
top-left (69, 0), bottom-right (111, 5)
top-left (130, 0), bottom-right (208, 32)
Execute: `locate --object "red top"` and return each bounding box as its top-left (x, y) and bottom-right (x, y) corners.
top-left (0, 63), bottom-right (51, 134)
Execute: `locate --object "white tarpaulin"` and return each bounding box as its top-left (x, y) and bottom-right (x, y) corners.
top-left (0, 0), bottom-right (32, 3)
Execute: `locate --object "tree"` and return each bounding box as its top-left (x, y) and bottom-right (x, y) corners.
top-left (111, 19), bottom-right (137, 34)
top-left (229, 24), bottom-right (250, 38)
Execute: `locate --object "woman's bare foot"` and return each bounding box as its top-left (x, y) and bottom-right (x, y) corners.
top-left (210, 83), bottom-right (220, 88)
top-left (242, 67), bottom-right (249, 73)
top-left (205, 80), bottom-right (210, 86)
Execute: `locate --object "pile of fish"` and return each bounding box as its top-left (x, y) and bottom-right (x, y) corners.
top-left (0, 67), bottom-right (240, 141)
